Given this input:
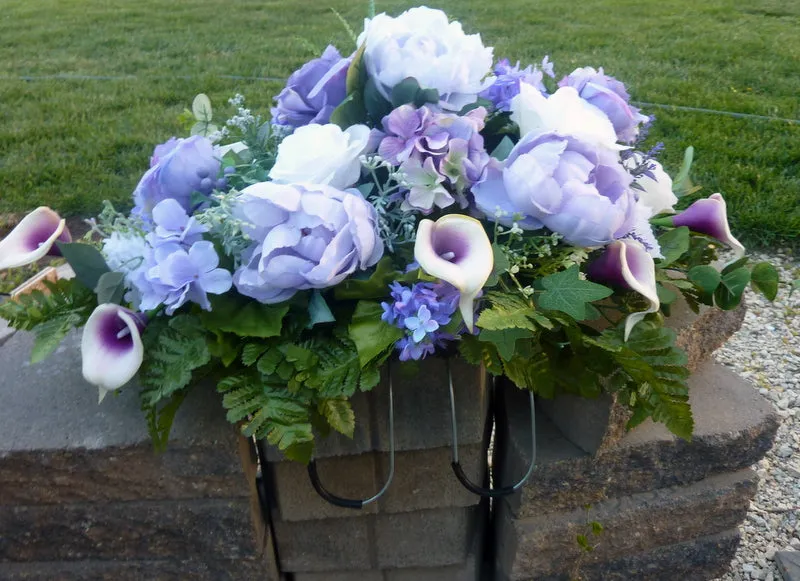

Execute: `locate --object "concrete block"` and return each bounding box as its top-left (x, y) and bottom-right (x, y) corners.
top-left (375, 506), bottom-right (482, 569)
top-left (495, 469), bottom-right (756, 580)
top-left (777, 551), bottom-right (800, 581)
top-left (272, 515), bottom-right (371, 572)
top-left (670, 296), bottom-right (746, 372)
top-left (294, 572), bottom-right (384, 581)
top-left (495, 361), bottom-right (778, 518)
top-left (0, 498), bottom-right (258, 563)
top-left (0, 317), bottom-right (15, 346)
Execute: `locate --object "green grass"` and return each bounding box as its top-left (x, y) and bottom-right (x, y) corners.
top-left (1, 0), bottom-right (798, 248)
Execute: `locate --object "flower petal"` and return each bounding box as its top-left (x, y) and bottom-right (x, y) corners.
top-left (672, 193), bottom-right (745, 258)
top-left (0, 207), bottom-right (70, 270)
top-left (81, 304), bottom-right (144, 392)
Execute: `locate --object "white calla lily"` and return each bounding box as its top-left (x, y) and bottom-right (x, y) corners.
top-left (413, 214), bottom-right (493, 332)
top-left (588, 240), bottom-right (659, 340)
top-left (0, 207), bottom-right (71, 270)
top-left (81, 304), bottom-right (146, 398)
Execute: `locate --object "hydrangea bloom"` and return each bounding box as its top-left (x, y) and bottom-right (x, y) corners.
top-left (148, 198), bottom-right (208, 249)
top-left (271, 45), bottom-right (351, 128)
top-left (559, 66), bottom-right (649, 144)
top-left (381, 281), bottom-right (461, 361)
top-left (233, 182), bottom-right (384, 304)
top-left (378, 104), bottom-right (490, 212)
top-left (133, 136), bottom-right (221, 219)
top-left (357, 6), bottom-right (494, 110)
top-left (480, 57), bottom-right (553, 112)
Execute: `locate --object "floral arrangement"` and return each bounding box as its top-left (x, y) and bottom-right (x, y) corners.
top-left (0, 6), bottom-right (780, 461)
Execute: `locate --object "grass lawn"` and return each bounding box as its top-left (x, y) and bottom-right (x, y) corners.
top-left (1, 0), bottom-right (798, 248)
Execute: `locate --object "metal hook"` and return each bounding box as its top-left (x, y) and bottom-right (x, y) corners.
top-left (307, 367), bottom-right (396, 509)
top-left (448, 361), bottom-right (537, 498)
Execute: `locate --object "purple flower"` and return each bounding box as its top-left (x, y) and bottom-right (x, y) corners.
top-left (271, 45), bottom-right (350, 129)
top-left (81, 304), bottom-right (147, 393)
top-left (666, 193), bottom-right (745, 257)
top-left (405, 304), bottom-right (441, 342)
top-left (558, 67), bottom-right (649, 144)
top-left (378, 104), bottom-right (490, 212)
top-left (133, 136), bottom-right (221, 220)
top-left (397, 337), bottom-right (436, 361)
top-left (139, 241), bottom-right (232, 315)
top-left (233, 182), bottom-right (384, 304)
top-left (472, 131), bottom-right (636, 247)
top-left (479, 58), bottom-right (549, 112)
top-left (149, 198), bottom-right (208, 248)
top-left (0, 207), bottom-right (72, 270)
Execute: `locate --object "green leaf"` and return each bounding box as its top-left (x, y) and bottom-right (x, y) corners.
top-left (0, 278), bottom-right (95, 333)
top-left (414, 88), bottom-right (440, 107)
top-left (143, 388), bottom-right (188, 453)
top-left (257, 348), bottom-right (283, 376)
top-left (477, 293), bottom-right (538, 331)
top-left (242, 343), bottom-right (268, 366)
top-left (192, 93), bottom-right (213, 122)
top-left (94, 271), bottom-right (125, 305)
top-left (348, 301), bottom-right (404, 366)
top-left (335, 257), bottom-right (399, 300)
top-left (576, 534), bottom-right (593, 552)
top-left (721, 256), bottom-right (749, 275)
top-left (56, 242), bottom-right (111, 291)
top-left (459, 333), bottom-right (503, 375)
top-left (656, 283), bottom-right (678, 305)
top-left (479, 327), bottom-right (534, 360)
top-left (714, 267), bottom-right (750, 310)
top-left (590, 521), bottom-right (604, 536)
top-left (503, 349), bottom-right (555, 397)
top-left (391, 77), bottom-right (422, 108)
top-left (484, 244), bottom-right (511, 288)
top-left (345, 43), bottom-right (367, 95)
top-left (536, 266), bottom-right (613, 320)
top-left (672, 146), bottom-right (694, 196)
top-left (750, 262), bottom-right (779, 301)
top-left (30, 314), bottom-right (79, 363)
top-left (490, 136), bottom-right (515, 162)
top-left (364, 76), bottom-right (392, 122)
top-left (307, 291), bottom-right (336, 328)
top-left (319, 398), bottom-right (355, 438)
top-left (656, 227), bottom-right (690, 267)
top-left (329, 92), bottom-right (366, 128)
top-left (790, 279), bottom-right (800, 297)
top-left (201, 294), bottom-right (289, 338)
top-left (687, 265), bottom-right (721, 294)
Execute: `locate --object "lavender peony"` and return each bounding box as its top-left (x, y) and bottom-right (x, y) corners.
top-left (271, 45), bottom-right (351, 128)
top-left (559, 67), bottom-right (649, 144)
top-left (233, 182), bottom-right (384, 304)
top-left (133, 136), bottom-right (220, 219)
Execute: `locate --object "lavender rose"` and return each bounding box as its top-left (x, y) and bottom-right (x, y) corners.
top-left (472, 131), bottom-right (636, 247)
top-left (558, 67), bottom-right (649, 144)
top-left (233, 182), bottom-right (384, 304)
top-left (133, 136), bottom-right (221, 219)
top-left (271, 45), bottom-right (351, 129)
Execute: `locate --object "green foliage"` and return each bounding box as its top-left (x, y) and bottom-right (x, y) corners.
top-left (479, 327), bottom-right (534, 360)
top-left (750, 262), bottom-right (779, 300)
top-left (714, 267), bottom-right (750, 310)
top-left (94, 271), bottom-right (125, 304)
top-left (318, 398), bottom-right (355, 438)
top-left (535, 266), bottom-right (613, 320)
top-left (335, 257), bottom-right (401, 300)
top-left (477, 292), bottom-right (552, 332)
top-left (485, 244), bottom-right (511, 288)
top-left (56, 242), bottom-right (111, 291)
top-left (307, 291), bottom-right (336, 327)
top-left (672, 146), bottom-right (695, 197)
top-left (687, 265), bottom-right (721, 295)
top-left (389, 77), bottom-right (439, 109)
top-left (0, 278), bottom-right (96, 363)
top-left (139, 315), bottom-right (211, 407)
top-left (348, 301), bottom-right (404, 367)
top-left (657, 227), bottom-right (691, 266)
top-left (201, 294), bottom-right (289, 338)
top-left (490, 136), bottom-right (515, 162)
top-left (144, 388), bottom-right (188, 453)
top-left (189, 93), bottom-right (218, 137)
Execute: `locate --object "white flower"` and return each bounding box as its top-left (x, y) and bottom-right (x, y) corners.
top-left (510, 84), bottom-right (620, 148)
top-left (102, 232), bottom-right (148, 277)
top-left (269, 124), bottom-right (371, 189)
top-left (357, 7), bottom-right (494, 111)
top-left (624, 153), bottom-right (678, 216)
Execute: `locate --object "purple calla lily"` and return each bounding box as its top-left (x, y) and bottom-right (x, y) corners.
top-left (81, 304), bottom-right (147, 397)
top-left (413, 215), bottom-right (493, 332)
top-left (0, 207), bottom-right (72, 270)
top-left (665, 193), bottom-right (745, 257)
top-left (587, 240), bottom-right (659, 340)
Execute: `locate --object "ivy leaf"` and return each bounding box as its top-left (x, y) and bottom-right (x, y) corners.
top-left (714, 267), bottom-right (750, 310)
top-left (750, 262), bottom-right (779, 301)
top-left (201, 294), bottom-right (289, 338)
top-left (56, 242), bottom-right (111, 291)
top-left (479, 327), bottom-right (534, 360)
top-left (94, 271), bottom-right (125, 305)
top-left (536, 266), bottom-right (613, 320)
top-left (319, 398), bottom-right (355, 438)
top-left (656, 227), bottom-right (690, 267)
top-left (348, 301), bottom-right (404, 366)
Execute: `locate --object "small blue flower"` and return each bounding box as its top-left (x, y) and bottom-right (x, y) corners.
top-left (404, 305), bottom-right (440, 343)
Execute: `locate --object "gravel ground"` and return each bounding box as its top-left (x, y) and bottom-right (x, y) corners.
top-left (714, 250), bottom-right (800, 581)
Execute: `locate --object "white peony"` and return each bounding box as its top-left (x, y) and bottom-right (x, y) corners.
top-left (510, 84), bottom-right (621, 148)
top-left (624, 153), bottom-right (678, 216)
top-left (269, 124), bottom-right (371, 189)
top-left (357, 7), bottom-right (494, 111)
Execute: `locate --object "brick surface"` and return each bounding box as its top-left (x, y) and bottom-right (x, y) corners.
top-left (272, 515), bottom-right (371, 572)
top-left (293, 572), bottom-right (384, 581)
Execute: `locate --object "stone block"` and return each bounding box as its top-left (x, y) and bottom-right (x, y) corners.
top-left (272, 515), bottom-right (371, 572)
top-left (0, 317), bottom-right (15, 347)
top-left (495, 469), bottom-right (756, 580)
top-left (294, 572), bottom-right (384, 581)
top-left (0, 558), bottom-right (270, 581)
top-left (777, 551), bottom-right (800, 581)
top-left (495, 361), bottom-right (778, 518)
top-left (670, 297), bottom-right (746, 372)
top-left (0, 498), bottom-right (258, 563)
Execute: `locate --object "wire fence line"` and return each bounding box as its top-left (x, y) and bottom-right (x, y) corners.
top-left (2, 73), bottom-right (798, 125)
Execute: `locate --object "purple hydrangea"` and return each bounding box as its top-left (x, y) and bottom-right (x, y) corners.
top-left (232, 182), bottom-right (384, 304)
top-left (479, 57), bottom-right (553, 112)
top-left (472, 131), bottom-right (636, 247)
top-left (271, 45), bottom-right (351, 129)
top-left (377, 105), bottom-right (490, 212)
top-left (148, 198), bottom-right (208, 249)
top-left (133, 136), bottom-right (221, 220)
top-left (381, 281), bottom-right (461, 361)
top-left (558, 67), bottom-right (649, 144)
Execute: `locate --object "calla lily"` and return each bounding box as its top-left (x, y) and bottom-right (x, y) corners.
top-left (587, 240), bottom-right (659, 340)
top-left (656, 193), bottom-right (745, 258)
top-left (0, 207), bottom-right (72, 270)
top-left (81, 304), bottom-right (146, 399)
top-left (413, 214), bottom-right (493, 332)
